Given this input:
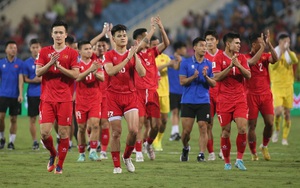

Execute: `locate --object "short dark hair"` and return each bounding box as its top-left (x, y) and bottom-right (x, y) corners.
top-left (133, 28), bottom-right (147, 40)
top-left (150, 35), bottom-right (159, 42)
top-left (51, 20), bottom-right (68, 32)
top-left (29, 38), bottom-right (40, 46)
top-left (111, 24), bottom-right (127, 36)
top-left (98, 37), bottom-right (110, 43)
top-left (223, 32), bottom-right (240, 44)
top-left (278, 33), bottom-right (289, 41)
top-left (173, 41), bottom-right (186, 51)
top-left (248, 33), bottom-right (261, 45)
top-left (65, 35), bottom-right (75, 44)
top-left (5, 40), bottom-right (17, 48)
top-left (77, 40), bottom-right (91, 50)
top-left (192, 37), bottom-right (206, 46)
top-left (204, 30), bottom-right (219, 40)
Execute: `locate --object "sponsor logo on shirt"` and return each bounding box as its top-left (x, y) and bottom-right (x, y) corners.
top-left (191, 65), bottom-right (195, 69)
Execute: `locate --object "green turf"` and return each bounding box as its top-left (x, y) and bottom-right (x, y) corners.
top-left (0, 116), bottom-right (300, 188)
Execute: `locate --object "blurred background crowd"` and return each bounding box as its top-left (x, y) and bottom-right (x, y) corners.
top-left (0, 0), bottom-right (299, 77)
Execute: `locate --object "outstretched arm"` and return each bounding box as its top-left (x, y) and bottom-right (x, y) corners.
top-left (90, 24), bottom-right (110, 46)
top-left (155, 16), bottom-right (170, 53)
top-left (137, 18), bottom-right (156, 52)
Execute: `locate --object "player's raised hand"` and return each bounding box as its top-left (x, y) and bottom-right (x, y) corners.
top-left (107, 23), bottom-right (113, 38)
top-left (50, 52), bottom-right (60, 65)
top-left (231, 54), bottom-right (240, 67)
top-left (150, 17), bottom-right (156, 31)
top-left (154, 16), bottom-right (163, 29)
top-left (193, 69), bottom-right (199, 78)
top-left (90, 60), bottom-right (99, 72)
top-left (260, 32), bottom-right (266, 49)
top-left (127, 45), bottom-right (138, 60)
top-left (265, 30), bottom-right (270, 44)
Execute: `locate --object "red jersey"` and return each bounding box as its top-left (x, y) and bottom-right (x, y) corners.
top-left (76, 56), bottom-right (102, 105)
top-left (98, 58), bottom-right (109, 95)
top-left (103, 49), bottom-right (137, 94)
top-left (212, 52), bottom-right (250, 102)
top-left (135, 47), bottom-right (159, 90)
top-left (244, 52), bottom-right (272, 95)
top-left (205, 49), bottom-right (223, 98)
top-left (36, 45), bottom-right (79, 102)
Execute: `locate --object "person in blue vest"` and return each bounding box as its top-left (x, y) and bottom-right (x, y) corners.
top-left (0, 40), bottom-right (24, 150)
top-left (179, 37), bottom-right (216, 162)
top-left (168, 41), bottom-right (187, 141)
top-left (23, 39), bottom-right (42, 150)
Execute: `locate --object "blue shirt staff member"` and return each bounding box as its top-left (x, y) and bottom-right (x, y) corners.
top-left (23, 38), bottom-right (42, 150)
top-left (179, 37), bottom-right (216, 162)
top-left (0, 40), bottom-right (24, 150)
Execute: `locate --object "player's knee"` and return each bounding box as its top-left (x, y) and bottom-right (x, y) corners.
top-left (40, 130), bottom-right (51, 140)
top-left (78, 125), bottom-right (85, 133)
top-left (112, 129), bottom-right (121, 139)
top-left (10, 116), bottom-right (17, 124)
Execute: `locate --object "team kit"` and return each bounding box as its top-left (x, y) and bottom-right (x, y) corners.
top-left (0, 18), bottom-right (298, 174)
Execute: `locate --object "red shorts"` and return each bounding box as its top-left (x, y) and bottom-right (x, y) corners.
top-left (106, 91), bottom-right (138, 119)
top-left (137, 89), bottom-right (160, 118)
top-left (39, 100), bottom-right (73, 126)
top-left (210, 94), bottom-right (217, 118)
top-left (75, 102), bottom-right (101, 124)
top-left (247, 93), bottom-right (274, 120)
top-left (101, 96), bottom-right (108, 119)
top-left (217, 101), bottom-right (248, 126)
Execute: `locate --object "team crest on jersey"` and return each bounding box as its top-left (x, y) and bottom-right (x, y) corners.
top-left (14, 65), bottom-right (19, 68)
top-left (161, 59), bottom-right (165, 62)
top-left (62, 55), bottom-right (68, 59)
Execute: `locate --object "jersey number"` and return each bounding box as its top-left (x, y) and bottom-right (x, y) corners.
top-left (258, 63), bottom-right (263, 72)
top-left (86, 73), bottom-right (93, 80)
top-left (232, 67), bottom-right (236, 75)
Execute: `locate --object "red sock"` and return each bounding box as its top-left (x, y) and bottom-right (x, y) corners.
top-left (207, 139), bottom-right (214, 153)
top-left (111, 151), bottom-right (120, 168)
top-left (78, 145), bottom-right (85, 153)
top-left (263, 137), bottom-right (270, 147)
top-left (123, 144), bottom-right (134, 159)
top-left (135, 140), bottom-right (142, 152)
top-left (221, 137), bottom-right (231, 164)
top-left (101, 128), bottom-right (109, 151)
top-left (42, 135), bottom-right (57, 157)
top-left (57, 137), bottom-right (69, 169)
top-left (236, 133), bottom-right (247, 160)
top-left (248, 141), bottom-right (256, 154)
top-left (90, 140), bottom-right (98, 149)
top-left (146, 137), bottom-right (154, 145)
